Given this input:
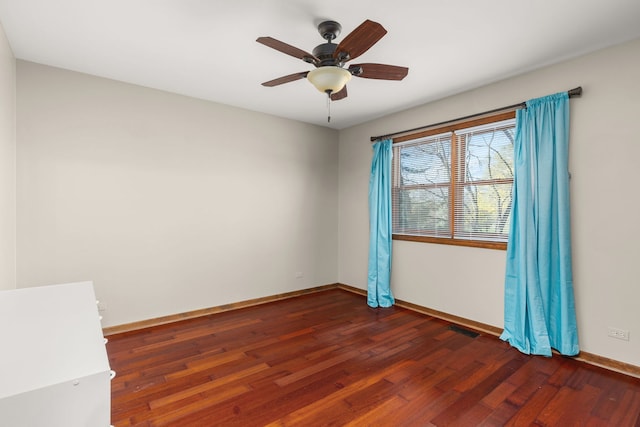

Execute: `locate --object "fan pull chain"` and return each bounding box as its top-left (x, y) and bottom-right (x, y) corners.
top-left (326, 92), bottom-right (331, 123)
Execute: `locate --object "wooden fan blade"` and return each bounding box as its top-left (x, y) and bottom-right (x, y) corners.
top-left (333, 20), bottom-right (387, 62)
top-left (256, 37), bottom-right (318, 63)
top-left (330, 85), bottom-right (348, 101)
top-left (351, 63), bottom-right (408, 80)
top-left (261, 71), bottom-right (309, 87)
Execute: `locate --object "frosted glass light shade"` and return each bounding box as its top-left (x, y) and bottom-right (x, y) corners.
top-left (307, 66), bottom-right (352, 94)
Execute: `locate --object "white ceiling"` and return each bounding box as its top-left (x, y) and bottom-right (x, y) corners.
top-left (1, 1), bottom-right (640, 130)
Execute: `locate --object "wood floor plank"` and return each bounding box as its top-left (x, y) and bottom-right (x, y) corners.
top-left (609, 389), bottom-right (640, 426)
top-left (274, 349), bottom-right (361, 387)
top-left (148, 363), bottom-right (270, 409)
top-left (431, 357), bottom-right (528, 425)
top-left (107, 289), bottom-right (640, 426)
top-left (145, 384), bottom-right (252, 426)
top-left (266, 362), bottom-right (416, 426)
top-left (504, 383), bottom-right (559, 426)
top-left (343, 395), bottom-right (408, 427)
top-left (506, 371), bottom-right (550, 407)
top-left (536, 384), bottom-right (601, 425)
top-left (478, 401), bottom-right (521, 426)
top-left (481, 380), bottom-right (519, 409)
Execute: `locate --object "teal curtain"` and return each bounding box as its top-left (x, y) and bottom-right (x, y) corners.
top-left (500, 92), bottom-right (579, 356)
top-left (367, 139), bottom-right (395, 308)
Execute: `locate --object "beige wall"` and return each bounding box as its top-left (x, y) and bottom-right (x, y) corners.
top-left (16, 62), bottom-right (339, 327)
top-left (338, 38), bottom-right (640, 367)
top-left (0, 22), bottom-right (15, 291)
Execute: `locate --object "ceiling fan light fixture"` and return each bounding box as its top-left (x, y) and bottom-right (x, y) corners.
top-left (307, 66), bottom-right (351, 94)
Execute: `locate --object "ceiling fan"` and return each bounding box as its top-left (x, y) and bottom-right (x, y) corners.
top-left (256, 19), bottom-right (408, 108)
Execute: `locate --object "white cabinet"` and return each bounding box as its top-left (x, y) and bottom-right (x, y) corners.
top-left (0, 282), bottom-right (112, 427)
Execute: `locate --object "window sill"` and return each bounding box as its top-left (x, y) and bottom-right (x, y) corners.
top-left (392, 234), bottom-right (507, 250)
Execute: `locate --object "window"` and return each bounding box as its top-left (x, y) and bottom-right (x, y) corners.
top-left (392, 112), bottom-right (516, 249)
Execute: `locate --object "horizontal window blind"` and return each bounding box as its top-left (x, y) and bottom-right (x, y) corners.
top-left (454, 118), bottom-right (515, 242)
top-left (392, 115), bottom-right (515, 245)
top-left (392, 133), bottom-right (452, 238)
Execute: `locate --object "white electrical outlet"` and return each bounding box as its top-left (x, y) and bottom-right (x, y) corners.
top-left (295, 272), bottom-right (304, 279)
top-left (97, 301), bottom-right (107, 312)
top-left (607, 327), bottom-right (630, 341)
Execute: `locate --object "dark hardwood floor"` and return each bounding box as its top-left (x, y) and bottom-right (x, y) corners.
top-left (107, 289), bottom-right (640, 426)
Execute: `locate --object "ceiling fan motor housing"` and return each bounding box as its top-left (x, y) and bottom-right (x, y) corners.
top-left (312, 43), bottom-right (339, 66)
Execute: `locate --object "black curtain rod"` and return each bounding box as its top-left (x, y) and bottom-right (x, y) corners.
top-left (370, 86), bottom-right (583, 142)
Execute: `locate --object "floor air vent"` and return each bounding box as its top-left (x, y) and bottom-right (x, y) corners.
top-left (448, 325), bottom-right (480, 338)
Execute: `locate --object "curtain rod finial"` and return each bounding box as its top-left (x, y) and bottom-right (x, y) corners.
top-left (568, 87), bottom-right (582, 97)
